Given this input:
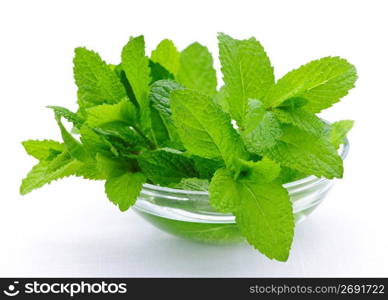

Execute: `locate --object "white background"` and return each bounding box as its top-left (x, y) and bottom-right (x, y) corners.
top-left (1, 0), bottom-right (387, 277)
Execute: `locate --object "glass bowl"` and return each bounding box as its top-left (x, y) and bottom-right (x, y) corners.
top-left (133, 140), bottom-right (349, 245)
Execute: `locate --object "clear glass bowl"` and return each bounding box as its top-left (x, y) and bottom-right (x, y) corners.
top-left (133, 141), bottom-right (349, 245)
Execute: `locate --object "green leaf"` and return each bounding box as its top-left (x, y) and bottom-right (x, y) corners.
top-left (279, 166), bottom-right (306, 184)
top-left (149, 106), bottom-right (170, 147)
top-left (149, 80), bottom-right (183, 146)
top-left (213, 85), bottom-right (229, 113)
top-left (93, 126), bottom-right (147, 157)
top-left (121, 36), bottom-right (151, 130)
top-left (218, 33), bottom-right (274, 125)
top-left (329, 120), bottom-right (354, 149)
top-left (176, 42), bottom-right (217, 96)
top-left (263, 126), bottom-right (343, 178)
top-left (47, 106), bottom-right (85, 129)
top-left (22, 140), bottom-right (65, 161)
top-left (209, 159), bottom-right (294, 261)
top-left (74, 160), bottom-right (105, 180)
top-left (235, 157), bottom-right (281, 183)
top-left (242, 99), bottom-right (283, 153)
top-left (209, 168), bottom-right (240, 213)
top-left (114, 64), bottom-right (138, 104)
top-left (273, 107), bottom-right (327, 136)
top-left (264, 57), bottom-right (357, 112)
top-left (235, 180), bottom-right (294, 261)
top-left (191, 155), bottom-right (225, 180)
top-left (20, 151), bottom-right (82, 195)
top-left (73, 47), bottom-right (127, 107)
top-left (170, 89), bottom-right (248, 168)
top-left (55, 115), bottom-right (89, 161)
top-left (149, 60), bottom-right (174, 83)
top-left (277, 97), bottom-right (308, 110)
top-left (151, 39), bottom-right (180, 75)
top-left (171, 178), bottom-right (209, 191)
top-left (79, 125), bottom-right (118, 157)
top-left (137, 149), bottom-right (197, 185)
top-left (85, 100), bottom-right (137, 127)
top-left (105, 172), bottom-right (146, 211)
top-left (95, 153), bottom-right (131, 178)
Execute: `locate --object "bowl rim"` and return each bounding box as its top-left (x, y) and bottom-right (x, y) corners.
top-left (141, 138), bottom-right (350, 195)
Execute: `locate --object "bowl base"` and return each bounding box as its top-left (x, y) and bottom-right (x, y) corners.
top-left (135, 211), bottom-right (245, 245)
top-left (135, 202), bottom-right (322, 245)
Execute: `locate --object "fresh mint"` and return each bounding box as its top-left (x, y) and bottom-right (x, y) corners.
top-left (105, 172), bottom-right (146, 212)
top-left (176, 42), bottom-right (218, 96)
top-left (218, 33), bottom-right (275, 126)
top-left (149, 80), bottom-right (183, 148)
top-left (137, 148), bottom-right (198, 185)
top-left (73, 47), bottom-right (128, 108)
top-left (330, 120), bottom-right (354, 149)
top-left (170, 89), bottom-right (248, 168)
top-left (21, 139), bottom-right (65, 160)
top-left (209, 168), bottom-right (241, 213)
top-left (151, 39), bottom-right (180, 76)
top-left (263, 56), bottom-right (357, 111)
top-left (20, 34), bottom-right (357, 261)
top-left (20, 150), bottom-right (83, 195)
top-left (121, 36), bottom-right (152, 132)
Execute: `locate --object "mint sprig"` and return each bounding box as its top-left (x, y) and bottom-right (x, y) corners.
top-left (20, 34), bottom-right (357, 261)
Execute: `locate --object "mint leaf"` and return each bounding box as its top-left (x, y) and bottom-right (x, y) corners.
top-left (137, 149), bottom-right (197, 185)
top-left (209, 168), bottom-right (240, 213)
top-left (235, 180), bottom-right (294, 261)
top-left (235, 157), bottom-right (281, 183)
top-left (329, 120), bottom-right (354, 149)
top-left (172, 178), bottom-right (209, 191)
top-left (74, 160), bottom-right (105, 180)
top-left (213, 85), bottom-right (229, 113)
top-left (22, 140), bottom-right (65, 161)
top-left (95, 153), bottom-right (131, 178)
top-left (242, 99), bottom-right (342, 179)
top-left (20, 151), bottom-right (82, 195)
top-left (210, 159), bottom-right (294, 261)
top-left (264, 57), bottom-right (357, 112)
top-left (218, 33), bottom-right (274, 125)
top-left (191, 155), bottom-right (225, 180)
top-left (121, 36), bottom-right (151, 130)
top-left (93, 126), bottom-right (149, 157)
top-left (73, 47), bottom-right (127, 107)
top-left (279, 166), bottom-right (306, 184)
top-left (149, 60), bottom-right (174, 83)
top-left (85, 100), bottom-right (137, 127)
top-left (277, 97), bottom-right (308, 110)
top-left (55, 115), bottom-right (89, 161)
top-left (149, 106), bottom-right (170, 147)
top-left (151, 39), bottom-right (180, 75)
top-left (149, 80), bottom-right (183, 146)
top-left (273, 107), bottom-right (327, 136)
top-left (47, 106), bottom-right (85, 129)
top-left (79, 125), bottom-right (118, 157)
top-left (105, 172), bottom-right (146, 211)
top-left (264, 126), bottom-right (343, 178)
top-left (113, 64), bottom-right (138, 103)
top-left (176, 42), bottom-right (217, 96)
top-left (170, 89), bottom-right (248, 168)
top-left (242, 99), bottom-right (282, 153)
